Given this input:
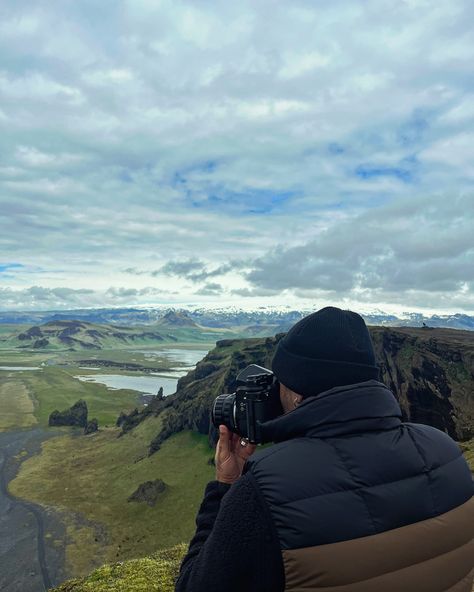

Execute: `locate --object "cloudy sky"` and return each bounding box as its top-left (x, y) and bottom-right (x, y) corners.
top-left (1, 0), bottom-right (473, 313)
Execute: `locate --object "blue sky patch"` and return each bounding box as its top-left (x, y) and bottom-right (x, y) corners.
top-left (191, 188), bottom-right (297, 214)
top-left (398, 112), bottom-right (429, 147)
top-left (355, 164), bottom-right (414, 183)
top-left (328, 143), bottom-right (345, 155)
top-left (0, 263), bottom-right (24, 275)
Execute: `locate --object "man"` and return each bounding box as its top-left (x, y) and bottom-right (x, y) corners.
top-left (175, 307), bottom-right (474, 592)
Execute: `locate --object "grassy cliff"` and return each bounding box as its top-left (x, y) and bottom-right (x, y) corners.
top-left (121, 327), bottom-right (474, 457)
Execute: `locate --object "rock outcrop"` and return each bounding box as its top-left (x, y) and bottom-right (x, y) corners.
top-left (49, 400), bottom-right (88, 428)
top-left (84, 418), bottom-right (99, 434)
top-left (127, 479), bottom-right (167, 506)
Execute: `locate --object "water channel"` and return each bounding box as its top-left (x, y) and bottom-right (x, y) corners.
top-left (73, 347), bottom-right (207, 396)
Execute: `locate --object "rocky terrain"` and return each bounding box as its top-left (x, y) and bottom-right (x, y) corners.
top-left (49, 400), bottom-right (89, 429)
top-left (128, 479), bottom-right (167, 507)
top-left (4, 320), bottom-right (168, 351)
top-left (118, 326), bottom-right (474, 454)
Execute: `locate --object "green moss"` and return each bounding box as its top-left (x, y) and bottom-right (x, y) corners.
top-left (446, 361), bottom-right (471, 383)
top-left (51, 544), bottom-right (187, 592)
top-left (398, 344), bottom-right (416, 366)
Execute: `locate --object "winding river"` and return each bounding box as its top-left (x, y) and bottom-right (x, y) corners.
top-left (0, 429), bottom-right (64, 592)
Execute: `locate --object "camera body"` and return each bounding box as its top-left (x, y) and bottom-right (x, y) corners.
top-left (211, 364), bottom-right (283, 444)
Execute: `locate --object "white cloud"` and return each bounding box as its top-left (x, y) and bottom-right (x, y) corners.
top-left (421, 132), bottom-right (474, 168)
top-left (279, 51), bottom-right (331, 79)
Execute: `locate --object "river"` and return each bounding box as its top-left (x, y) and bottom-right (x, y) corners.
top-left (0, 429), bottom-right (66, 592)
top-left (73, 346), bottom-right (207, 397)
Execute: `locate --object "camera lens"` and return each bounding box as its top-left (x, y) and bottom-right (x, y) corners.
top-left (211, 393), bottom-right (237, 431)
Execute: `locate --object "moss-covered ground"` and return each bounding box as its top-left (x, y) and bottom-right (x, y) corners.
top-left (51, 544), bottom-right (187, 592)
top-left (10, 417), bottom-right (214, 577)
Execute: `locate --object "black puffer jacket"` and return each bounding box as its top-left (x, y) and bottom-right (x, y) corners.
top-left (176, 381), bottom-right (474, 592)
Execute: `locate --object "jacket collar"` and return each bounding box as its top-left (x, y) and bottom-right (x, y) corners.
top-left (261, 380), bottom-right (402, 443)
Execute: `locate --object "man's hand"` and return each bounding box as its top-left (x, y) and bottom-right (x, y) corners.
top-left (215, 425), bottom-right (257, 484)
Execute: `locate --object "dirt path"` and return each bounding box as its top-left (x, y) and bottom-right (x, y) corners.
top-left (0, 429), bottom-right (65, 592)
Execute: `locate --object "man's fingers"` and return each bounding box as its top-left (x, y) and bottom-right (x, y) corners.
top-left (230, 432), bottom-right (242, 453)
top-left (218, 425), bottom-right (231, 457)
top-left (218, 426), bottom-right (257, 460)
top-left (238, 442), bottom-right (257, 460)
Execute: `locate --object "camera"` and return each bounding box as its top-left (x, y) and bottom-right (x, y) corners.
top-left (211, 364), bottom-right (283, 444)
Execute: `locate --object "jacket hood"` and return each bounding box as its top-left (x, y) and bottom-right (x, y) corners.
top-left (261, 380), bottom-right (402, 443)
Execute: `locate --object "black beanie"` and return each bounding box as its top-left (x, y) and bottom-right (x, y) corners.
top-left (272, 306), bottom-right (379, 398)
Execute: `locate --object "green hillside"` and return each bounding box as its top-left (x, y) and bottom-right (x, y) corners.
top-left (0, 319), bottom-right (237, 352)
top-left (10, 418), bottom-right (214, 577)
top-left (51, 437), bottom-right (474, 591)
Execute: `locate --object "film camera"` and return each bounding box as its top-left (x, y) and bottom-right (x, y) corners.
top-left (211, 364), bottom-right (283, 444)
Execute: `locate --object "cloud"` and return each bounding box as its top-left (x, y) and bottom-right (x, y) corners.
top-left (0, 285), bottom-right (175, 310)
top-left (243, 192), bottom-right (474, 309)
top-left (0, 286), bottom-right (96, 310)
top-left (194, 282), bottom-right (224, 296)
top-left (125, 259), bottom-right (245, 284)
top-left (0, 0), bottom-right (473, 312)
top-left (159, 259), bottom-right (207, 278)
top-left (231, 287), bottom-right (282, 297)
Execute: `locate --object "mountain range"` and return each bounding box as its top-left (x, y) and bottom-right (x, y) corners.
top-left (1, 306), bottom-right (474, 335)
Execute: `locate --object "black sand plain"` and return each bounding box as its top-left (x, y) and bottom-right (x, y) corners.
top-left (0, 428), bottom-right (66, 592)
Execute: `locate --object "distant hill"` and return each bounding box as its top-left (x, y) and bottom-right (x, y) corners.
top-left (0, 318), bottom-right (241, 350)
top-left (3, 320), bottom-right (168, 350)
top-left (156, 310), bottom-right (199, 328)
